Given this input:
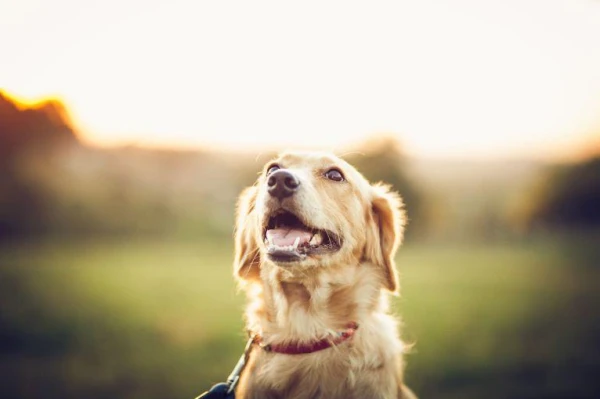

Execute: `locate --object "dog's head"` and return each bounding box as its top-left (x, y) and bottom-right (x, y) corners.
top-left (234, 151), bottom-right (405, 292)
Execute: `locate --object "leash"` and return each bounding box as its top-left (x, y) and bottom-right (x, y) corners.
top-left (195, 336), bottom-right (255, 399)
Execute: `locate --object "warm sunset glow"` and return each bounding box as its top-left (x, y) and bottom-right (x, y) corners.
top-left (2, 0), bottom-right (600, 159)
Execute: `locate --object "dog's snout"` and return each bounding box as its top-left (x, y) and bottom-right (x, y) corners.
top-left (267, 170), bottom-right (300, 199)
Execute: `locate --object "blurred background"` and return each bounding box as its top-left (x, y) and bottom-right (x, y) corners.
top-left (1, 1), bottom-right (600, 398)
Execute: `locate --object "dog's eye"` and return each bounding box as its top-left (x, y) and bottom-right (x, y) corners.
top-left (266, 164), bottom-right (280, 175)
top-left (324, 168), bottom-right (344, 182)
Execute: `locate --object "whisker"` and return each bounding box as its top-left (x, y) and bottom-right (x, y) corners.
top-left (241, 247), bottom-right (261, 279)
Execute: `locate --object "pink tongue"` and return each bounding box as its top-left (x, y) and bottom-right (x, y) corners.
top-left (266, 228), bottom-right (313, 247)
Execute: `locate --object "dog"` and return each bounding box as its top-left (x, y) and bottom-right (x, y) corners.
top-left (233, 151), bottom-right (417, 399)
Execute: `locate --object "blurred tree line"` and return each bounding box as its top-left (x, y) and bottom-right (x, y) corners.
top-left (518, 155), bottom-right (600, 232)
top-left (0, 92), bottom-right (79, 237)
top-left (1, 90), bottom-right (598, 243)
top-left (0, 91), bottom-right (249, 239)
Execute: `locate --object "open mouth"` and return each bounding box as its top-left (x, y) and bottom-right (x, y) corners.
top-left (263, 210), bottom-right (341, 263)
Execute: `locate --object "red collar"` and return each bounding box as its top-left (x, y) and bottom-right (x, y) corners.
top-left (254, 322), bottom-right (359, 355)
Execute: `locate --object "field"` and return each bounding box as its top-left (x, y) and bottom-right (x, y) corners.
top-left (1, 236), bottom-right (599, 399)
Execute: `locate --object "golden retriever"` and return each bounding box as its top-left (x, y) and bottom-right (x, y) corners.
top-left (233, 151), bottom-right (417, 399)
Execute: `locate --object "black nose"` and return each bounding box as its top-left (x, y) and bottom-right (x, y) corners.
top-left (267, 170), bottom-right (300, 199)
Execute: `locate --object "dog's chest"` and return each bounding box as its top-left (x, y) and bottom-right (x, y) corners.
top-left (240, 344), bottom-right (398, 399)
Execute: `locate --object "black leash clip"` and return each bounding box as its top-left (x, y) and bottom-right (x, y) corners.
top-left (195, 336), bottom-right (255, 399)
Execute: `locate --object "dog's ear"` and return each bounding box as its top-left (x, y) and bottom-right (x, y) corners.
top-left (234, 185), bottom-right (261, 282)
top-left (364, 184), bottom-right (406, 293)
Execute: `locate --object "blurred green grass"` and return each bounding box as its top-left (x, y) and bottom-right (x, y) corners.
top-left (1, 237), bottom-right (599, 399)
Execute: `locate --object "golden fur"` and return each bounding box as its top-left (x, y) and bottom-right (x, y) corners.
top-left (233, 151), bottom-right (417, 399)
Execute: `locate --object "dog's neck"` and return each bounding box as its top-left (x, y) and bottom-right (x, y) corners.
top-left (245, 262), bottom-right (389, 344)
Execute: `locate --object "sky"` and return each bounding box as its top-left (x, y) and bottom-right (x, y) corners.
top-left (2, 0), bottom-right (600, 159)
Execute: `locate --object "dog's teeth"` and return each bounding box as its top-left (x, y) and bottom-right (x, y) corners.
top-left (293, 237), bottom-right (300, 250)
top-left (310, 232), bottom-right (323, 246)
